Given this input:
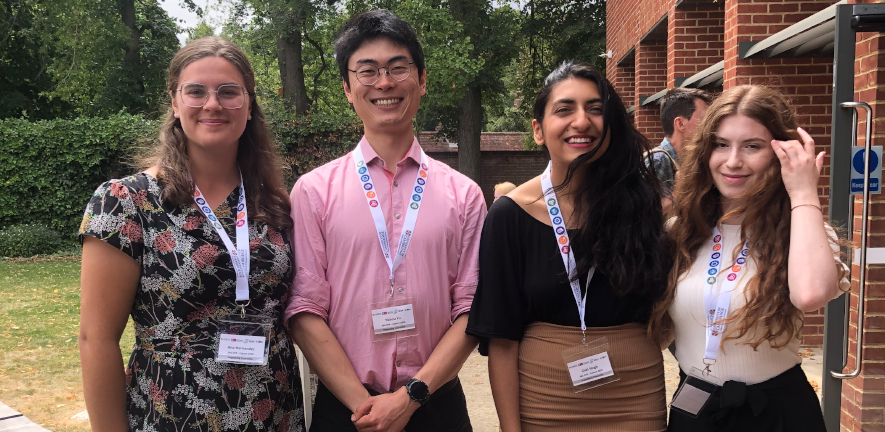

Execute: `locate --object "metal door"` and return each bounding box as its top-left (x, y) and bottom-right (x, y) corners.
top-left (822, 4), bottom-right (885, 430)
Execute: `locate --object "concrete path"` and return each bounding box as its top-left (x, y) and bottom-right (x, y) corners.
top-left (0, 347), bottom-right (825, 432)
top-left (460, 346), bottom-right (827, 431)
top-left (0, 402), bottom-right (50, 432)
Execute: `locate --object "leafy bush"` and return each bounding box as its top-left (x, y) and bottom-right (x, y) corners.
top-left (0, 114), bottom-right (158, 238)
top-left (0, 112), bottom-right (362, 239)
top-left (0, 224), bottom-right (66, 257)
top-left (271, 112), bottom-right (364, 187)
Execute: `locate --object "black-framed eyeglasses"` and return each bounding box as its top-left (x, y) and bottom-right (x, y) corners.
top-left (174, 83), bottom-right (251, 109)
top-left (347, 61), bottom-right (414, 86)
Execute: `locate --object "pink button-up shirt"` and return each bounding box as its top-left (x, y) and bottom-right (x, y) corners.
top-left (285, 136), bottom-right (487, 393)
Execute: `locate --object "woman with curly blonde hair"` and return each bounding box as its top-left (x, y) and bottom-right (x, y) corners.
top-left (649, 85), bottom-right (849, 432)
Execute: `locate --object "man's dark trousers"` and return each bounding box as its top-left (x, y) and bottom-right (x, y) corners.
top-left (309, 378), bottom-right (473, 432)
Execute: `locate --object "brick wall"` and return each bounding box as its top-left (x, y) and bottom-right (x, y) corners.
top-left (668, 6), bottom-right (725, 88)
top-left (606, 0), bottom-right (674, 81)
top-left (841, 1), bottom-right (885, 428)
top-left (635, 43), bottom-right (667, 143)
top-left (428, 151), bottom-right (549, 207)
top-left (613, 64), bottom-right (636, 109)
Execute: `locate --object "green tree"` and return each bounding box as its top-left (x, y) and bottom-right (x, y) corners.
top-left (187, 20), bottom-right (217, 42)
top-left (448, 0), bottom-right (519, 181)
top-left (0, 0), bottom-right (72, 119)
top-left (36, 0), bottom-right (179, 117)
top-left (515, 0), bottom-right (606, 117)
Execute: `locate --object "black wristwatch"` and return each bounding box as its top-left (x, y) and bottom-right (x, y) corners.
top-left (404, 378), bottom-right (430, 406)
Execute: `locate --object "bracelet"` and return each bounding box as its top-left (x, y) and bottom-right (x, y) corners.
top-left (791, 203), bottom-right (822, 211)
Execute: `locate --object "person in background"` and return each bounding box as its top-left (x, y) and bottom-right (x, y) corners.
top-left (286, 9), bottom-right (485, 432)
top-left (467, 61), bottom-right (670, 431)
top-left (78, 37), bottom-right (303, 432)
top-left (649, 85), bottom-right (849, 432)
top-left (494, 182), bottom-right (516, 202)
top-left (645, 88), bottom-right (712, 208)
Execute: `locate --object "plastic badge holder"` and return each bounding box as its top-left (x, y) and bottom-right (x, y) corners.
top-left (561, 336), bottom-right (620, 393)
top-left (669, 367), bottom-right (720, 417)
top-left (369, 295), bottom-right (418, 342)
top-left (215, 314), bottom-right (273, 366)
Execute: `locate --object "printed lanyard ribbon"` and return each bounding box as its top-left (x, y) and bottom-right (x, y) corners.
top-left (702, 226), bottom-right (750, 375)
top-left (191, 173), bottom-right (250, 304)
top-left (353, 142), bottom-right (429, 293)
top-left (540, 162), bottom-right (595, 342)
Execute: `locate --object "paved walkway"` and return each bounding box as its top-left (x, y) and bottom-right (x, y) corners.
top-left (0, 402), bottom-right (49, 432)
top-left (0, 347), bottom-right (828, 432)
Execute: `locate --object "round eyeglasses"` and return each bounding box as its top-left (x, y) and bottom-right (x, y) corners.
top-left (175, 83), bottom-right (250, 109)
top-left (347, 61), bottom-right (414, 86)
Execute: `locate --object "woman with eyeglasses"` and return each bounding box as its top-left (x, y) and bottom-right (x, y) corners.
top-left (78, 37), bottom-right (304, 432)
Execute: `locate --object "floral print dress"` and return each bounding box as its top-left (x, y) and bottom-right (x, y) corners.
top-left (80, 173), bottom-right (304, 432)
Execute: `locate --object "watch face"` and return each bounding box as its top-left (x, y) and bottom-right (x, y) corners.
top-left (409, 380), bottom-right (429, 400)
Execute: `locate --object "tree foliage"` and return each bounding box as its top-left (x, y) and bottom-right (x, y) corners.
top-left (0, 0), bottom-right (72, 119)
top-left (512, 0), bottom-right (607, 121)
top-left (0, 0), bottom-right (180, 119)
top-left (1, 0), bottom-right (606, 134)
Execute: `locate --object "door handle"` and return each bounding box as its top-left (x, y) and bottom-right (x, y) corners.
top-left (832, 101), bottom-right (872, 379)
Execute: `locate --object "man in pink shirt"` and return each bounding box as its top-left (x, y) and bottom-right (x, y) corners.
top-left (286, 9), bottom-right (486, 432)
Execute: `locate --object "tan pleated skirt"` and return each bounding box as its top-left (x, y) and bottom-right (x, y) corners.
top-left (518, 322), bottom-right (667, 432)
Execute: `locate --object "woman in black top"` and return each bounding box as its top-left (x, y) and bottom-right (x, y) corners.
top-left (466, 61), bottom-right (670, 431)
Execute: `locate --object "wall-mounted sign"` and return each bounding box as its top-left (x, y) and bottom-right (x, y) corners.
top-left (851, 146), bottom-right (883, 195)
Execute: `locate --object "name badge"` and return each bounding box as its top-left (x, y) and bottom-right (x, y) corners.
top-left (560, 336), bottom-right (620, 392)
top-left (217, 334), bottom-right (268, 365)
top-left (371, 304), bottom-right (416, 335)
top-left (215, 314), bottom-right (272, 366)
top-left (566, 351), bottom-right (615, 386)
top-left (670, 367), bottom-right (720, 417)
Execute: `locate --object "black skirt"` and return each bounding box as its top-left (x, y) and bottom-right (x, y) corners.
top-left (668, 364), bottom-right (825, 432)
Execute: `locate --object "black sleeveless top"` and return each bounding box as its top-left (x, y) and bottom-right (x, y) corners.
top-left (466, 196), bottom-right (654, 354)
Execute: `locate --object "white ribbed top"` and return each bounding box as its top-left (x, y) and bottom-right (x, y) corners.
top-left (670, 223), bottom-right (849, 385)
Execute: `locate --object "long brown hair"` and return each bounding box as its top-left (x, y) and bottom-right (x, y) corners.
top-left (141, 36), bottom-right (292, 230)
top-left (649, 85), bottom-right (840, 349)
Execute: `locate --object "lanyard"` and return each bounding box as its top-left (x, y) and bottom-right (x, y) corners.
top-left (702, 226), bottom-right (750, 375)
top-left (353, 142), bottom-right (429, 294)
top-left (541, 162), bottom-right (596, 344)
top-left (191, 173), bottom-right (250, 309)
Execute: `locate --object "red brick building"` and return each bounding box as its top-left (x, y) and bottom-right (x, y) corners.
top-left (606, 0), bottom-right (885, 430)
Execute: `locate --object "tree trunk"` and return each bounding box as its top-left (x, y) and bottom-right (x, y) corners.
top-left (118, 0), bottom-right (143, 95)
top-left (275, 28), bottom-right (310, 115)
top-left (450, 0), bottom-right (484, 183)
top-left (457, 84), bottom-right (482, 183)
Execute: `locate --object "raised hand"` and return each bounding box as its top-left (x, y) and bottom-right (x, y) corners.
top-left (771, 127), bottom-right (824, 207)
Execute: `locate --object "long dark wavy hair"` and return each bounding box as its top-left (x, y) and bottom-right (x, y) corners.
top-left (648, 85), bottom-right (847, 349)
top-left (140, 37), bottom-right (292, 230)
top-left (534, 61), bottom-right (669, 299)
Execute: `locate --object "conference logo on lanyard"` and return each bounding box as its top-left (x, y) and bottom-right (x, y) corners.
top-left (191, 178), bottom-right (249, 290)
top-left (703, 227), bottom-right (749, 373)
top-left (671, 228), bottom-right (749, 417)
top-left (541, 162), bottom-right (617, 392)
top-left (190, 173), bottom-right (272, 366)
top-left (352, 141), bottom-right (426, 342)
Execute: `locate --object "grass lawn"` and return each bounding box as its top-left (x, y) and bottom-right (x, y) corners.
top-left (0, 259), bottom-right (134, 431)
